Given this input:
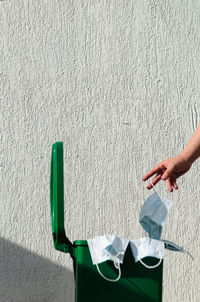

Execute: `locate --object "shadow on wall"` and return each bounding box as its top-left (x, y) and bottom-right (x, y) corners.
top-left (0, 238), bottom-right (75, 302)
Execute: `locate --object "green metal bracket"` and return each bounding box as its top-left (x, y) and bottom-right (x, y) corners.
top-left (50, 142), bottom-right (73, 255)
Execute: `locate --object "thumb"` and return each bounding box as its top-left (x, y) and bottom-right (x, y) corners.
top-left (161, 166), bottom-right (174, 180)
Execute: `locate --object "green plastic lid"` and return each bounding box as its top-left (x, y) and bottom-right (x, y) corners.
top-left (50, 142), bottom-right (73, 254)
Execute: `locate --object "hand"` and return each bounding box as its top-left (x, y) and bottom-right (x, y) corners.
top-left (142, 154), bottom-right (193, 192)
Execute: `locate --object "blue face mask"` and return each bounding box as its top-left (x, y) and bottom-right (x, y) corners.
top-left (139, 182), bottom-right (172, 240)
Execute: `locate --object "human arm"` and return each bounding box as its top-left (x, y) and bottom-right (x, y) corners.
top-left (142, 123), bottom-right (200, 192)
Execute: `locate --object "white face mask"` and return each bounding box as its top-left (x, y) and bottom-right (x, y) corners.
top-left (130, 237), bottom-right (165, 269)
top-left (87, 183), bottom-right (192, 279)
top-left (139, 182), bottom-right (172, 240)
top-left (87, 234), bottom-right (129, 282)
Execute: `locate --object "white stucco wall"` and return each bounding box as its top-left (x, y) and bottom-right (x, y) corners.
top-left (0, 1), bottom-right (200, 301)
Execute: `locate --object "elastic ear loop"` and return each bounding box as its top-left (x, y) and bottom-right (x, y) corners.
top-left (184, 250), bottom-right (194, 261)
top-left (96, 252), bottom-right (122, 282)
top-left (139, 257), bottom-right (162, 269)
top-left (151, 181), bottom-right (158, 193)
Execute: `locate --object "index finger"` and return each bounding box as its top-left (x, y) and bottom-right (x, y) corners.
top-left (142, 162), bottom-right (166, 181)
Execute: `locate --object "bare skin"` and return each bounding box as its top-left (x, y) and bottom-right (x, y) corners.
top-left (142, 123), bottom-right (200, 192)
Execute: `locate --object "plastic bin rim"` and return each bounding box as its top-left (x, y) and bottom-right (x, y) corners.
top-left (73, 239), bottom-right (169, 250)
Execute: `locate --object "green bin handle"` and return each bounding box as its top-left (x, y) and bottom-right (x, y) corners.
top-left (50, 142), bottom-right (73, 254)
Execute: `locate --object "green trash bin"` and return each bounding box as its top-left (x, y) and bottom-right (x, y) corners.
top-left (50, 142), bottom-right (163, 302)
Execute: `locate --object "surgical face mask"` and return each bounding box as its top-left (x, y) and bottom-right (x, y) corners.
top-left (130, 237), bottom-right (165, 269)
top-left (139, 182), bottom-right (172, 240)
top-left (87, 234), bottom-right (129, 282)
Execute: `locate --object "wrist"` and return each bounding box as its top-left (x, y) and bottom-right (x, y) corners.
top-left (179, 151), bottom-right (195, 165)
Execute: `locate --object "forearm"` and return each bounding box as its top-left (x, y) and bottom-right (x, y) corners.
top-left (181, 123), bottom-right (200, 164)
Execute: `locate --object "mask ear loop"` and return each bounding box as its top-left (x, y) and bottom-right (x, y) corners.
top-left (96, 252), bottom-right (122, 282)
top-left (150, 181), bottom-right (158, 194)
top-left (183, 249), bottom-right (194, 261)
top-left (139, 257), bottom-right (162, 269)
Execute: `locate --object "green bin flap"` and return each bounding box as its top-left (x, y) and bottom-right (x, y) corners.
top-left (50, 142), bottom-right (73, 254)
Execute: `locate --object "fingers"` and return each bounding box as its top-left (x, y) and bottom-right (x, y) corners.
top-left (146, 173), bottom-right (162, 189)
top-left (142, 162), bottom-right (178, 192)
top-left (142, 162), bottom-right (166, 181)
top-left (145, 174), bottom-right (178, 192)
top-left (166, 178), bottom-right (178, 192)
top-left (161, 165), bottom-right (175, 180)
top-left (172, 179), bottom-right (178, 190)
top-left (166, 178), bottom-right (173, 192)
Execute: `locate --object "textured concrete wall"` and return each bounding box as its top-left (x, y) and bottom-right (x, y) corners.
top-left (0, 0), bottom-right (200, 301)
